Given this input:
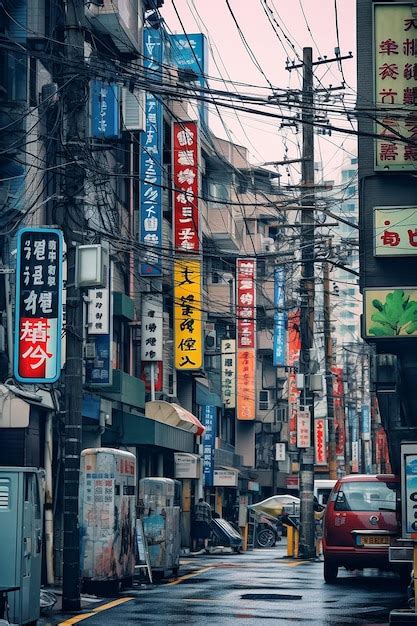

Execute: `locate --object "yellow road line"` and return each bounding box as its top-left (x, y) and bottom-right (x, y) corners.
top-left (167, 566), bottom-right (214, 586)
top-left (284, 560), bottom-right (310, 567)
top-left (59, 597), bottom-right (134, 625)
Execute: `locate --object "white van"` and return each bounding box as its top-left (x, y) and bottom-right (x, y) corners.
top-left (314, 479), bottom-right (336, 506)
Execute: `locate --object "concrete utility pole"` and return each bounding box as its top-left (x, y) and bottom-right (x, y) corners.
top-left (323, 261), bottom-right (337, 480)
top-left (298, 47), bottom-right (316, 560)
top-left (61, 0), bottom-right (86, 611)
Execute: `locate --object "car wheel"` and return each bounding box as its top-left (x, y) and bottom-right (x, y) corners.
top-left (256, 528), bottom-right (276, 548)
top-left (324, 560), bottom-right (338, 583)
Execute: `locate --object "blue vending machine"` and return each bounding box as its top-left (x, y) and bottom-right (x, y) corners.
top-left (0, 467), bottom-right (43, 625)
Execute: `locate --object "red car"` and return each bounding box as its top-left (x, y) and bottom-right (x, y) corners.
top-left (322, 474), bottom-right (403, 583)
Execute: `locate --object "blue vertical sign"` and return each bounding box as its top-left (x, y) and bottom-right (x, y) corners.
top-left (140, 28), bottom-right (163, 276)
top-left (202, 405), bottom-right (216, 487)
top-left (361, 404), bottom-right (371, 439)
top-left (168, 33), bottom-right (208, 126)
top-left (90, 80), bottom-right (120, 139)
top-left (273, 267), bottom-right (286, 367)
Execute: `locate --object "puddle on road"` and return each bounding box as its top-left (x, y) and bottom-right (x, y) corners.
top-left (240, 593), bottom-right (303, 601)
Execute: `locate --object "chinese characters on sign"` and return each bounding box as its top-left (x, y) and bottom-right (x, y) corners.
top-left (314, 418), bottom-right (327, 465)
top-left (14, 228), bottom-right (63, 383)
top-left (236, 259), bottom-right (256, 421)
top-left (202, 405), bottom-right (216, 487)
top-left (174, 259), bottom-right (203, 370)
top-left (90, 80), bottom-right (120, 139)
top-left (273, 267), bottom-right (286, 367)
top-left (374, 206), bottom-right (417, 256)
top-left (297, 409), bottom-right (311, 448)
top-left (287, 309), bottom-right (301, 447)
top-left (173, 121), bottom-right (200, 253)
top-left (140, 28), bottom-right (163, 275)
top-left (141, 295), bottom-right (163, 362)
top-left (332, 366), bottom-right (346, 458)
top-left (85, 265), bottom-right (112, 386)
top-left (374, 4), bottom-right (417, 169)
top-left (221, 339), bottom-right (236, 409)
top-left (88, 287), bottom-right (110, 335)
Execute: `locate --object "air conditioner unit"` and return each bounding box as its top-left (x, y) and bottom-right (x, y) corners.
top-left (122, 88), bottom-right (146, 131)
top-left (205, 323), bottom-right (217, 351)
top-left (258, 389), bottom-right (271, 411)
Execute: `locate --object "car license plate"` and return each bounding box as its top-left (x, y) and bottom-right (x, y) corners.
top-left (360, 535), bottom-right (389, 546)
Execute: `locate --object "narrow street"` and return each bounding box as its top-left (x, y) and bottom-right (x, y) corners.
top-left (49, 548), bottom-right (407, 626)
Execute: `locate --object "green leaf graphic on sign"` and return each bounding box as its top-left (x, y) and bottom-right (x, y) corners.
top-left (369, 290), bottom-right (417, 336)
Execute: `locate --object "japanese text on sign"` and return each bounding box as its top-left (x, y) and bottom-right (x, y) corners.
top-left (236, 258), bottom-right (256, 421)
top-left (273, 267), bottom-right (286, 367)
top-left (374, 4), bottom-right (417, 169)
top-left (141, 295), bottom-right (163, 362)
top-left (14, 228), bottom-right (63, 383)
top-left (314, 418), bottom-right (327, 465)
top-left (202, 405), bottom-right (216, 487)
top-left (140, 28), bottom-right (163, 275)
top-left (85, 265), bottom-right (112, 387)
top-left (173, 121), bottom-right (200, 253)
top-left (88, 287), bottom-right (110, 335)
top-left (221, 339), bottom-right (236, 409)
top-left (287, 309), bottom-right (301, 447)
top-left (297, 409), bottom-right (311, 448)
top-left (174, 258), bottom-right (203, 370)
top-left (374, 206), bottom-right (417, 256)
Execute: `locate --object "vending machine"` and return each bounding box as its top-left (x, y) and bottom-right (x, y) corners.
top-left (0, 467), bottom-right (43, 625)
top-left (139, 478), bottom-right (181, 577)
top-left (79, 448), bottom-right (136, 592)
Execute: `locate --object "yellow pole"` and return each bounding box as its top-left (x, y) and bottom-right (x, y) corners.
top-left (286, 525), bottom-right (294, 557)
top-left (413, 544), bottom-right (417, 613)
top-left (294, 528), bottom-right (299, 558)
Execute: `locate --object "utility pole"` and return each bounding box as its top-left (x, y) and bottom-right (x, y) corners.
top-left (323, 261), bottom-right (337, 480)
top-left (61, 0), bottom-right (86, 611)
top-left (298, 47), bottom-right (316, 560)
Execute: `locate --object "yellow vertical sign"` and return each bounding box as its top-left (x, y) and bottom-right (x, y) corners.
top-left (174, 258), bottom-right (203, 370)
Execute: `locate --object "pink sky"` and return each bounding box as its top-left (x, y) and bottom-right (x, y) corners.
top-left (161, 0), bottom-right (357, 182)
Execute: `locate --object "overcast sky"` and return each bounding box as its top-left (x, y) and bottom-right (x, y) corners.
top-left (161, 0), bottom-right (357, 185)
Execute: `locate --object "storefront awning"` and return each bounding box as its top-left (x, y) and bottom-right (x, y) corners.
top-left (145, 401), bottom-right (205, 436)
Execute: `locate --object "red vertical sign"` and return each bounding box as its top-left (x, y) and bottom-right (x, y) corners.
top-left (332, 366), bottom-right (346, 457)
top-left (173, 121), bottom-right (200, 253)
top-left (314, 418), bottom-right (327, 465)
top-left (236, 258), bottom-right (256, 421)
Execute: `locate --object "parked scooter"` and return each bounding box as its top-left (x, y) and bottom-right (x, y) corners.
top-left (256, 514), bottom-right (282, 548)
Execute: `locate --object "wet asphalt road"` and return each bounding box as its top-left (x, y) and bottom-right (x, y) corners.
top-left (46, 546), bottom-right (408, 626)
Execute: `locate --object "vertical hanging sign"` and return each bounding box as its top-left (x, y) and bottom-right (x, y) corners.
top-left (141, 294), bottom-right (163, 362)
top-left (173, 121), bottom-right (200, 253)
top-left (273, 266), bottom-right (286, 367)
top-left (90, 80), bottom-right (120, 139)
top-left (85, 264), bottom-right (112, 386)
top-left (174, 258), bottom-right (203, 370)
top-left (202, 405), bottom-right (216, 487)
top-left (140, 28), bottom-right (163, 276)
top-left (314, 418), bottom-right (327, 465)
top-left (287, 309), bottom-right (301, 447)
top-left (236, 258), bottom-right (256, 421)
top-left (221, 338), bottom-right (236, 409)
top-left (14, 227), bottom-right (63, 383)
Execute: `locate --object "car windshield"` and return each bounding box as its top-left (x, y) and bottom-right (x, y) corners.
top-left (334, 481), bottom-right (396, 512)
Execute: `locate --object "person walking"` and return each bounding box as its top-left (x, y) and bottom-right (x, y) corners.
top-left (191, 498), bottom-right (212, 552)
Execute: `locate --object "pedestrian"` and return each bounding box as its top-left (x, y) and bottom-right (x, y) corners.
top-left (313, 496), bottom-right (325, 558)
top-left (191, 497), bottom-right (212, 552)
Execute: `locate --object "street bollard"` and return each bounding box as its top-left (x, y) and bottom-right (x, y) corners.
top-left (294, 528), bottom-right (299, 558)
top-left (286, 525), bottom-right (294, 557)
top-left (240, 525), bottom-right (248, 551)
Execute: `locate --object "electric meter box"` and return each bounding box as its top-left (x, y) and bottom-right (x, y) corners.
top-left (0, 467), bottom-right (43, 625)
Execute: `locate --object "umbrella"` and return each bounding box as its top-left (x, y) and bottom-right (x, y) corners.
top-left (248, 495), bottom-right (300, 519)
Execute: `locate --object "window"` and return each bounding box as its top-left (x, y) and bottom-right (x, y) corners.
top-left (334, 481), bottom-right (396, 512)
